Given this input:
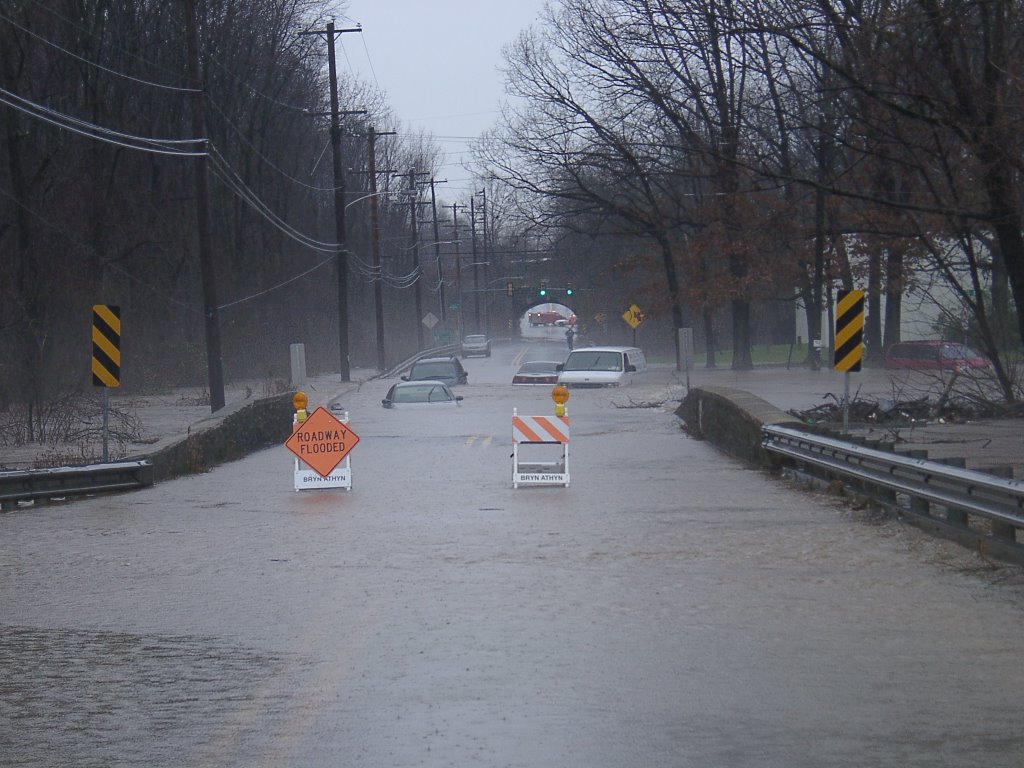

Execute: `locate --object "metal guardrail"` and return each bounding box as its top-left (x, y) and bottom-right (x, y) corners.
top-left (763, 424), bottom-right (1024, 559)
top-left (0, 461), bottom-right (154, 509)
top-left (379, 344), bottom-right (460, 380)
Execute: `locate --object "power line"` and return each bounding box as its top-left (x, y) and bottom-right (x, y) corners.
top-left (206, 100), bottom-right (340, 193)
top-left (207, 144), bottom-right (341, 252)
top-left (204, 53), bottom-right (319, 113)
top-left (0, 10), bottom-right (200, 93)
top-left (0, 187), bottom-right (202, 314)
top-left (217, 254), bottom-right (336, 310)
top-left (25, 0), bottom-right (195, 86)
top-left (0, 86), bottom-right (206, 156)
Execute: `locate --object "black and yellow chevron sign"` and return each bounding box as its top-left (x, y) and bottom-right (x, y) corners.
top-left (833, 289), bottom-right (864, 372)
top-left (91, 304), bottom-right (121, 387)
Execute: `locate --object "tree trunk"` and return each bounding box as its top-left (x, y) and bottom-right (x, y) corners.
top-left (866, 249), bottom-right (883, 364)
top-left (655, 235), bottom-right (685, 371)
top-left (731, 298), bottom-right (752, 369)
top-left (703, 307), bottom-right (717, 368)
top-left (883, 247), bottom-right (903, 352)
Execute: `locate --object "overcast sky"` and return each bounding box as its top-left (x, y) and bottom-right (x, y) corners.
top-left (336, 0), bottom-right (549, 197)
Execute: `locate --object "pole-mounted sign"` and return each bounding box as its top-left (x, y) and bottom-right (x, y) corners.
top-left (834, 289), bottom-right (865, 435)
top-left (92, 304), bottom-right (121, 387)
top-left (833, 289), bottom-right (864, 372)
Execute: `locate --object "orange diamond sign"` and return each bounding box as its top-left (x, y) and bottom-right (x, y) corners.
top-left (285, 406), bottom-right (360, 478)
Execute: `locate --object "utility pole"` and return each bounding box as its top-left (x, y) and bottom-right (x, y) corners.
top-left (477, 189), bottom-right (490, 337)
top-left (396, 168), bottom-right (430, 348)
top-left (429, 178), bottom-right (448, 329)
top-left (367, 126), bottom-right (396, 372)
top-left (470, 196), bottom-right (481, 333)
top-left (450, 203), bottom-right (465, 337)
top-left (185, 0), bottom-right (225, 412)
top-left (299, 20), bottom-right (361, 381)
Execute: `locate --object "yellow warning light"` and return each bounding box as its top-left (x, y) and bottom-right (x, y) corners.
top-left (551, 385), bottom-right (569, 405)
top-left (293, 391), bottom-right (309, 423)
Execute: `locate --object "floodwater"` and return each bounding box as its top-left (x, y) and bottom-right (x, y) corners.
top-left (3, 337), bottom-right (1024, 766)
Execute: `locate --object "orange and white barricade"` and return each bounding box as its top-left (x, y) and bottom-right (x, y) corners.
top-left (286, 393), bottom-right (358, 491)
top-left (512, 408), bottom-right (570, 488)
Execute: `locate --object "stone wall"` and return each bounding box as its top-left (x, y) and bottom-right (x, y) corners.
top-left (139, 393), bottom-right (296, 483)
top-left (675, 386), bottom-right (805, 468)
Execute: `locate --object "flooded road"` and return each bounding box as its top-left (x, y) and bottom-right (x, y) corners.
top-left (3, 339), bottom-right (1024, 766)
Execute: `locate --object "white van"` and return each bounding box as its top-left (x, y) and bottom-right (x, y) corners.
top-left (556, 346), bottom-right (648, 388)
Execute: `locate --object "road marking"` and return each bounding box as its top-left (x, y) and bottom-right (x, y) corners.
top-left (465, 435), bottom-right (494, 447)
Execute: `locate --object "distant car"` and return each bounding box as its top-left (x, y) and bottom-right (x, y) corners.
top-left (884, 340), bottom-right (988, 372)
top-left (512, 360), bottom-right (561, 385)
top-left (461, 334), bottom-right (491, 358)
top-left (528, 311), bottom-right (565, 326)
top-left (402, 356), bottom-right (469, 386)
top-left (381, 380), bottom-right (463, 408)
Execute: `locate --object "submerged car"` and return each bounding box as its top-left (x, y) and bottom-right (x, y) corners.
top-left (461, 334), bottom-right (491, 358)
top-left (381, 380), bottom-right (463, 408)
top-left (512, 360), bottom-right (561, 385)
top-left (884, 340), bottom-right (988, 372)
top-left (402, 356), bottom-right (468, 386)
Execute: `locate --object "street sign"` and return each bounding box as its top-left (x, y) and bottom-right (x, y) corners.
top-left (834, 289), bottom-right (865, 372)
top-left (92, 304), bottom-right (121, 387)
top-left (422, 311), bottom-right (439, 329)
top-left (285, 406), bottom-right (360, 478)
top-left (622, 304), bottom-right (645, 330)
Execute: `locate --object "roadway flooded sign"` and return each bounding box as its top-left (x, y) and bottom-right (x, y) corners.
top-left (285, 406), bottom-right (360, 478)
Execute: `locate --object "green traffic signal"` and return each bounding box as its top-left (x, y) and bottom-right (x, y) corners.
top-left (539, 288), bottom-right (547, 297)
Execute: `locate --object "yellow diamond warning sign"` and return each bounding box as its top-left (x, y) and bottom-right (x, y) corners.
top-left (285, 406), bottom-right (360, 478)
top-left (622, 304), bottom-right (645, 329)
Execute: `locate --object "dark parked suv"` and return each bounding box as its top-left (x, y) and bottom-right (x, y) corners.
top-left (402, 356), bottom-right (469, 386)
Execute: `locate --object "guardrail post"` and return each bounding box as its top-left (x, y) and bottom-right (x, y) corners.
top-left (866, 439), bottom-right (898, 506)
top-left (988, 466), bottom-right (1018, 543)
top-left (904, 449), bottom-right (931, 517)
top-left (939, 457), bottom-right (969, 528)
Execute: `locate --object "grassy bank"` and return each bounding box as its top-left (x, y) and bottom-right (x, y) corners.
top-left (650, 342), bottom-right (818, 367)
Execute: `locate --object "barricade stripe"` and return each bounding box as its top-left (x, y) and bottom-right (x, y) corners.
top-left (513, 417), bottom-right (543, 443)
top-left (537, 416), bottom-right (569, 442)
top-left (513, 415), bottom-right (569, 444)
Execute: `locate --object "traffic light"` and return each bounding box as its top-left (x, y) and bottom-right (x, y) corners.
top-left (506, 280), bottom-right (514, 297)
top-left (539, 280), bottom-right (548, 297)
top-left (566, 285), bottom-right (574, 296)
